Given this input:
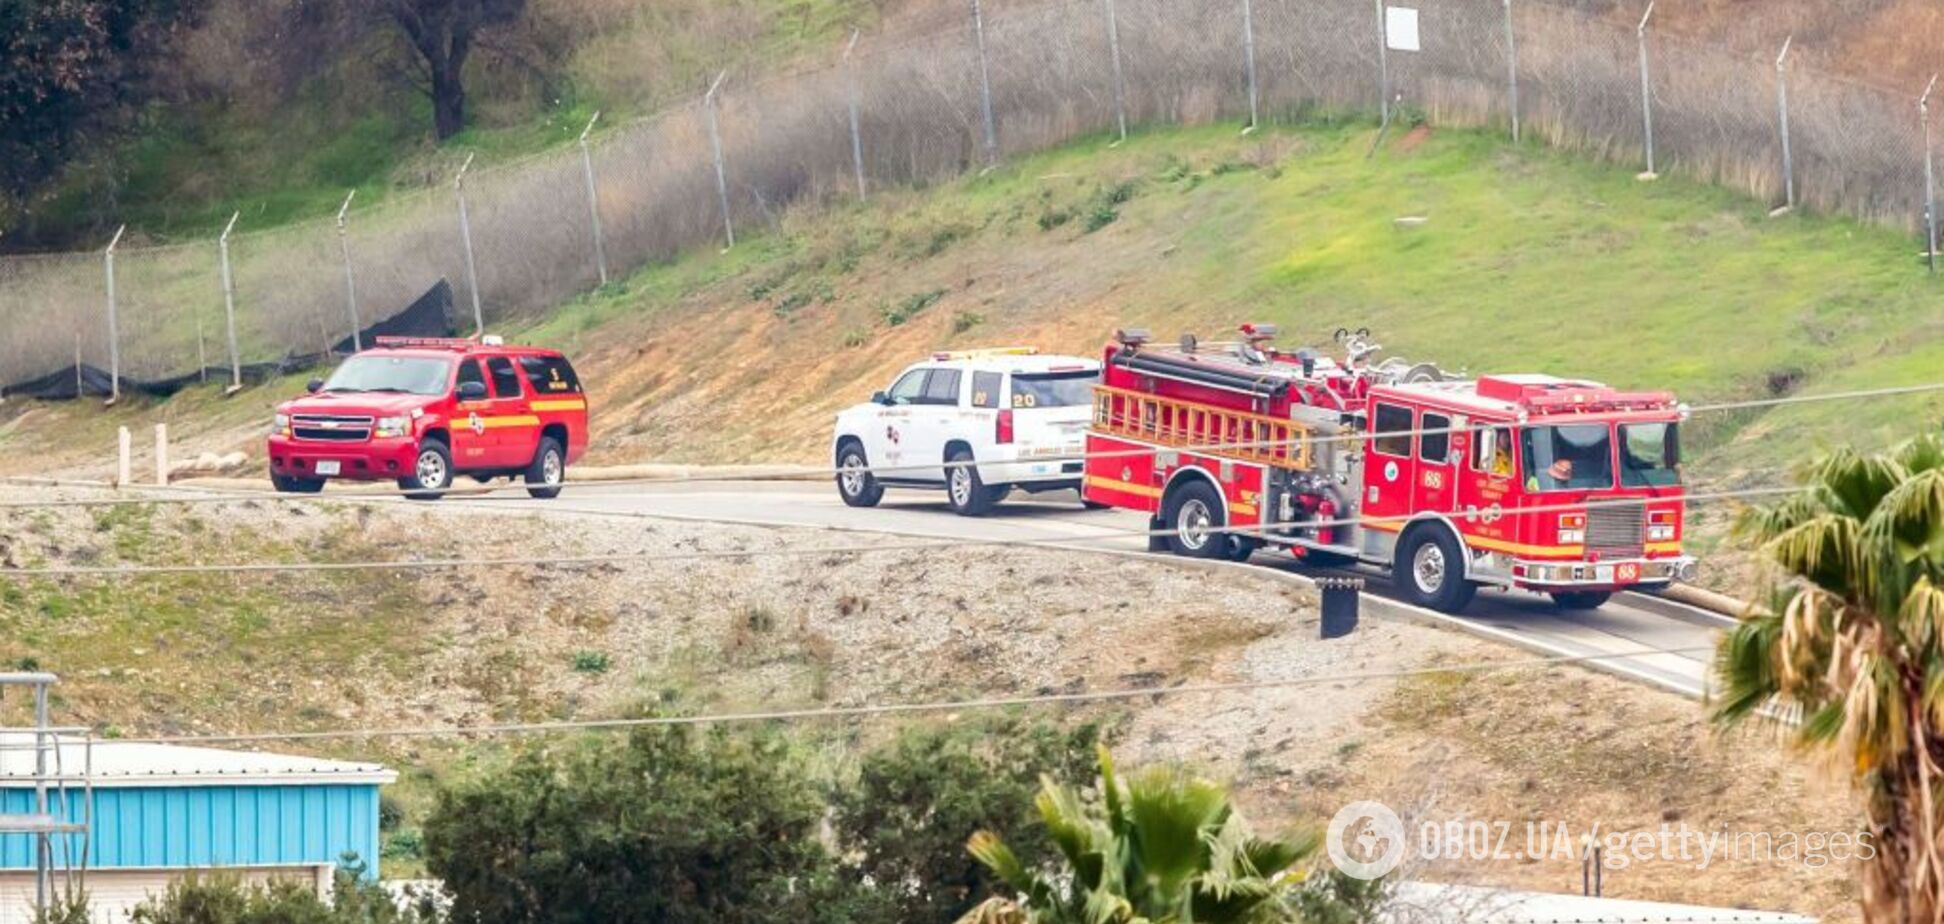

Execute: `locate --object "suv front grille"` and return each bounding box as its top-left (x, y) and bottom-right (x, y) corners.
top-left (1586, 502), bottom-right (1645, 558)
top-left (292, 414), bottom-right (373, 442)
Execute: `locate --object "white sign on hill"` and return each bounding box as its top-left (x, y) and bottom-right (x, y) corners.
top-left (1385, 6), bottom-right (1421, 52)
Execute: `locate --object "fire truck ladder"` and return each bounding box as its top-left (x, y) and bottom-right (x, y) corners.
top-left (1092, 386), bottom-right (1313, 470)
top-left (0, 673), bottom-right (93, 920)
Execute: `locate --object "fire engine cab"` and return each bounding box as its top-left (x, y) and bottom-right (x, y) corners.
top-left (268, 336), bottom-right (588, 499)
top-left (1082, 326), bottom-right (1694, 613)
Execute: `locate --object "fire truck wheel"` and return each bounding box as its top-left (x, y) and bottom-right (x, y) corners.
top-left (270, 474), bottom-right (324, 494)
top-left (1549, 591), bottom-right (1612, 610)
top-left (399, 438), bottom-right (453, 500)
top-left (835, 441), bottom-right (884, 508)
top-left (945, 449), bottom-right (1003, 516)
top-left (525, 437), bottom-right (567, 499)
top-left (1164, 480), bottom-right (1228, 560)
top-left (1223, 536), bottom-right (1259, 563)
top-left (1396, 528), bottom-right (1477, 612)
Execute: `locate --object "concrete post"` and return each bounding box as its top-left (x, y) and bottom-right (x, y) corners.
top-left (154, 423), bottom-right (168, 485)
top-left (116, 427), bottom-right (131, 487)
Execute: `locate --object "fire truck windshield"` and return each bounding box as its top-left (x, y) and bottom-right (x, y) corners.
top-left (1521, 424), bottom-right (1616, 492)
top-left (1011, 371), bottom-right (1095, 408)
top-left (320, 355), bottom-right (453, 396)
top-left (1619, 421), bottom-right (1682, 487)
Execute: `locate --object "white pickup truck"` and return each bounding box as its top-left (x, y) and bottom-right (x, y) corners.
top-left (831, 348), bottom-right (1102, 515)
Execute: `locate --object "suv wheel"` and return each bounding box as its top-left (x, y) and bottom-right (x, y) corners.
top-left (399, 438), bottom-right (453, 500)
top-left (525, 436), bottom-right (566, 499)
top-left (945, 448), bottom-right (1003, 516)
top-left (1395, 527), bottom-right (1478, 613)
top-left (835, 442), bottom-right (884, 508)
top-left (1550, 590), bottom-right (1612, 611)
top-left (271, 473), bottom-right (324, 494)
top-left (1164, 480), bottom-right (1227, 559)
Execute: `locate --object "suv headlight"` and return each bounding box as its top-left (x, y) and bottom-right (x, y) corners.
top-left (272, 413), bottom-right (289, 434)
top-left (375, 415), bottom-right (410, 438)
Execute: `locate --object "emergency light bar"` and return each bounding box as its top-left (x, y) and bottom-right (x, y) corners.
top-left (931, 347), bottom-right (1038, 361)
top-left (373, 336), bottom-right (480, 350)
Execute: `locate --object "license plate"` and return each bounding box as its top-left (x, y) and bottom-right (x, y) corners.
top-left (314, 460), bottom-right (341, 476)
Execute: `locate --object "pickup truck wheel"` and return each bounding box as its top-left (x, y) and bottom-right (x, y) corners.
top-left (1164, 480), bottom-right (1228, 560)
top-left (525, 437), bottom-right (566, 499)
top-left (1549, 591), bottom-right (1612, 611)
top-left (945, 449), bottom-right (1002, 516)
top-left (399, 439), bottom-right (453, 500)
top-left (271, 473), bottom-right (324, 494)
top-left (1395, 528), bottom-right (1478, 613)
top-left (835, 442), bottom-right (884, 508)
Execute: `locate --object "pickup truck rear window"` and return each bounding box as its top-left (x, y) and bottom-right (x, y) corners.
top-left (519, 355), bottom-right (583, 395)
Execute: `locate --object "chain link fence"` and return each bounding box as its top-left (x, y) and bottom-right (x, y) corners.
top-left (2, 0), bottom-right (1937, 396)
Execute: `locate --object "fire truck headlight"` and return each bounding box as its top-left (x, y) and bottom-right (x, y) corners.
top-left (375, 416), bottom-right (411, 438)
top-left (1557, 513), bottom-right (1586, 545)
top-left (1648, 524), bottom-right (1676, 541)
top-left (272, 413), bottom-right (289, 435)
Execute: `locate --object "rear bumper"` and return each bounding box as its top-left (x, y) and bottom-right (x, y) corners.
top-left (268, 435), bottom-right (419, 482)
top-left (980, 452), bottom-right (1086, 485)
top-left (1510, 555), bottom-right (1696, 590)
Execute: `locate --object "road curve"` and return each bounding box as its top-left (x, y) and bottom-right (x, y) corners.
top-left (447, 479), bottom-right (1732, 699)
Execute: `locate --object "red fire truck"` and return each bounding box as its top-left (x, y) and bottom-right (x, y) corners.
top-left (1081, 326), bottom-right (1694, 613)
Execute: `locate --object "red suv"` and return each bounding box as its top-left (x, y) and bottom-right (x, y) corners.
top-left (268, 337), bottom-right (588, 499)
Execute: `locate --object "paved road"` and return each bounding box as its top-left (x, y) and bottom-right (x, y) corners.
top-left (452, 479), bottom-right (1733, 698)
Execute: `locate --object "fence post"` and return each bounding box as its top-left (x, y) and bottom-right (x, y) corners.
top-left (1374, 0), bottom-right (1391, 127)
top-left (577, 112), bottom-right (610, 287)
top-left (1503, 0), bottom-right (1520, 142)
top-left (705, 71), bottom-right (736, 249)
top-left (116, 426), bottom-right (131, 487)
top-left (103, 224), bottom-right (125, 405)
top-left (971, 0), bottom-right (999, 165)
top-left (1105, 0), bottom-right (1128, 144)
top-left (1635, 2), bottom-right (1657, 179)
top-left (1923, 74), bottom-right (1939, 276)
top-left (335, 190), bottom-right (362, 352)
top-left (218, 212), bottom-right (242, 393)
top-left (1774, 36), bottom-right (1795, 211)
top-left (154, 423), bottom-right (168, 485)
top-left (844, 31), bottom-right (868, 198)
top-left (454, 153), bottom-right (485, 336)
top-left (1240, 0), bottom-right (1259, 133)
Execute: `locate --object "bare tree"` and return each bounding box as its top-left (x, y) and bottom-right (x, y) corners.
top-left (379, 0), bottom-right (527, 140)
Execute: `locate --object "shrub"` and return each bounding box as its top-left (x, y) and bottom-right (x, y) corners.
top-left (570, 649), bottom-right (610, 674)
top-left (951, 310), bottom-right (984, 334)
top-left (882, 289), bottom-right (947, 326)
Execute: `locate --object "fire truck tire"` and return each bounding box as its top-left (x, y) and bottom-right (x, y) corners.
top-left (399, 438), bottom-right (454, 500)
top-left (835, 441), bottom-right (884, 508)
top-left (270, 474), bottom-right (324, 494)
top-left (1163, 480), bottom-right (1228, 560)
top-left (1395, 528), bottom-right (1477, 612)
top-left (1549, 591), bottom-right (1612, 610)
top-left (945, 449), bottom-right (1004, 516)
top-left (1224, 537), bottom-right (1259, 563)
top-left (525, 437), bottom-right (567, 499)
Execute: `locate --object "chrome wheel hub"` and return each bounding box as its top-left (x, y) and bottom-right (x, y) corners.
top-left (417, 451), bottom-right (446, 487)
top-left (1412, 542), bottom-right (1447, 595)
top-left (950, 467), bottom-right (973, 506)
top-left (1177, 498), bottom-right (1213, 550)
top-left (542, 450), bottom-right (562, 484)
top-left (839, 455), bottom-right (867, 495)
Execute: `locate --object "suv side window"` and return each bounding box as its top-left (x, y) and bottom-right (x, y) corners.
top-left (971, 371), bottom-right (1002, 409)
top-left (1372, 403), bottom-right (1412, 457)
top-left (886, 369), bottom-right (929, 405)
top-left (486, 357), bottom-right (523, 398)
top-left (456, 360), bottom-right (486, 397)
top-left (923, 369), bottom-right (962, 406)
top-left (519, 355), bottom-right (582, 395)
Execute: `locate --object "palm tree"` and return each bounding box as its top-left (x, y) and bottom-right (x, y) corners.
top-left (1715, 434), bottom-right (1944, 922)
top-left (957, 747), bottom-right (1318, 924)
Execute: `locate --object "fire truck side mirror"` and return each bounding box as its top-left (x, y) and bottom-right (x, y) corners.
top-left (457, 381), bottom-right (488, 402)
top-left (305, 378), bottom-right (324, 394)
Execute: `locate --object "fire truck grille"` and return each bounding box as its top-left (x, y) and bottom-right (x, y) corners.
top-left (1585, 503), bottom-right (1646, 558)
top-left (292, 414), bottom-right (373, 442)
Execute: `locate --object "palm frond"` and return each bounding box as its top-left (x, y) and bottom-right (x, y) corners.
top-left (970, 830), bottom-right (1040, 895)
top-left (1807, 448), bottom-right (1908, 522)
top-left (1766, 515), bottom-right (1865, 600)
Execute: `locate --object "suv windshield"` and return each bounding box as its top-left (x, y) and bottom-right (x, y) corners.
top-left (322, 355), bottom-right (452, 396)
top-left (1010, 371), bottom-right (1095, 409)
top-left (1521, 424), bottom-right (1615, 491)
top-left (1619, 421), bottom-right (1682, 487)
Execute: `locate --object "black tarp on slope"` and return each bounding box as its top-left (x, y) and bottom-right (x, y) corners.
top-left (2, 280), bottom-right (455, 400)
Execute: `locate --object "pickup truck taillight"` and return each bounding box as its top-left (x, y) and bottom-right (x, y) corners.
top-left (996, 409), bottom-right (1014, 444)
